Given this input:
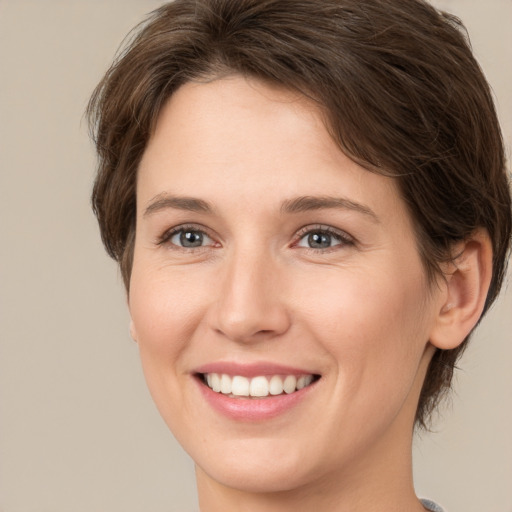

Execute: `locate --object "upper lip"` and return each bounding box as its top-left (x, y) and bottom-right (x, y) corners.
top-left (193, 361), bottom-right (319, 378)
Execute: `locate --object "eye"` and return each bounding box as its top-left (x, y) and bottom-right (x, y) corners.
top-left (295, 226), bottom-right (353, 250)
top-left (159, 226), bottom-right (216, 249)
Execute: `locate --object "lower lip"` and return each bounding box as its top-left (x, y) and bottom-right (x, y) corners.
top-left (195, 377), bottom-right (317, 421)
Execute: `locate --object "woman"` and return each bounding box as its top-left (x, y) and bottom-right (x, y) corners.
top-left (87, 1), bottom-right (511, 510)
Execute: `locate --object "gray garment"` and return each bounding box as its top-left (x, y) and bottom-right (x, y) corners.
top-left (421, 499), bottom-right (445, 512)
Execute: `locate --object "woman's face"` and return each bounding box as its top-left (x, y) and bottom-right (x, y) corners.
top-left (130, 76), bottom-right (442, 493)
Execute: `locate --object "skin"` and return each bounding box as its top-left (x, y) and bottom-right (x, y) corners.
top-left (128, 76), bottom-right (489, 511)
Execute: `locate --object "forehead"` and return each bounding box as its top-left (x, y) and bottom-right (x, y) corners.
top-left (137, 76), bottom-right (406, 224)
top-left (141, 76), bottom-right (327, 176)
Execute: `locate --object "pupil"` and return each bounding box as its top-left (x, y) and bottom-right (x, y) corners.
top-left (181, 230), bottom-right (203, 247)
top-left (308, 232), bottom-right (331, 249)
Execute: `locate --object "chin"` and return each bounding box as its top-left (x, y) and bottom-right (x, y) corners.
top-left (191, 436), bottom-right (324, 494)
top-left (199, 459), bottom-right (317, 495)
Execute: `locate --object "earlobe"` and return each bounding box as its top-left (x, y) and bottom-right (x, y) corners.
top-left (129, 319), bottom-right (138, 343)
top-left (429, 229), bottom-right (493, 350)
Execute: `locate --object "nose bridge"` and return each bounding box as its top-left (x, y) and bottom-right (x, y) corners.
top-left (211, 243), bottom-right (290, 342)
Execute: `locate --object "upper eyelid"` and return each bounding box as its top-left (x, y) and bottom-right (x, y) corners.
top-left (156, 223), bottom-right (354, 247)
top-left (294, 224), bottom-right (354, 241)
top-left (157, 223), bottom-right (217, 246)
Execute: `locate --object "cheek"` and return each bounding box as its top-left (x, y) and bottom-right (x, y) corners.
top-left (299, 264), bottom-right (431, 397)
top-left (128, 264), bottom-right (209, 400)
top-left (130, 261), bottom-right (207, 345)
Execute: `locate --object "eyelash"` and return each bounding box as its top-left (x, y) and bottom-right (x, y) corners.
top-left (157, 224), bottom-right (216, 250)
top-left (293, 224), bottom-right (354, 253)
top-left (157, 224), bottom-right (354, 252)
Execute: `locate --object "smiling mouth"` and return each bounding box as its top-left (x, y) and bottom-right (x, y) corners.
top-left (199, 373), bottom-right (320, 398)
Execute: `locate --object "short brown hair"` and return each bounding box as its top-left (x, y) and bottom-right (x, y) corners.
top-left (88, 0), bottom-right (511, 428)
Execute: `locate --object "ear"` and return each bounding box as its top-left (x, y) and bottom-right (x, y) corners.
top-left (429, 229), bottom-right (493, 350)
top-left (129, 318), bottom-right (138, 343)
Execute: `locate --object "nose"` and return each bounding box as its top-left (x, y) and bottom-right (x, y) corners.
top-left (208, 248), bottom-right (291, 343)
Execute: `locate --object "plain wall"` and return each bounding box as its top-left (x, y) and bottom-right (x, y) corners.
top-left (0, 1), bottom-right (510, 511)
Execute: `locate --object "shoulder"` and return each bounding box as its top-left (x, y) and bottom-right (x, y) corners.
top-left (420, 498), bottom-right (445, 512)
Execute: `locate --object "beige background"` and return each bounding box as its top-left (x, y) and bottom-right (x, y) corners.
top-left (0, 1), bottom-right (510, 511)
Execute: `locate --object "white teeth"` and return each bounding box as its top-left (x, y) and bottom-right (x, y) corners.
top-left (250, 376), bottom-right (269, 397)
top-left (231, 376), bottom-right (250, 396)
top-left (296, 375), bottom-right (313, 390)
top-left (296, 375), bottom-right (307, 390)
top-left (220, 374), bottom-right (232, 394)
top-left (283, 375), bottom-right (297, 394)
top-left (269, 375), bottom-right (284, 395)
top-left (203, 373), bottom-right (316, 397)
top-left (211, 373), bottom-right (221, 392)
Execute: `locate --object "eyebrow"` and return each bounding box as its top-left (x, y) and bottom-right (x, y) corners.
top-left (281, 195), bottom-right (380, 223)
top-left (143, 193), bottom-right (379, 223)
top-left (144, 194), bottom-right (214, 217)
